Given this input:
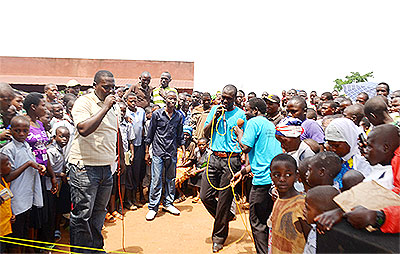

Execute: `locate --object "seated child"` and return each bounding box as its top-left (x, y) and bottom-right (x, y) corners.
top-left (303, 185), bottom-right (340, 254)
top-left (341, 170), bottom-right (364, 191)
top-left (0, 153), bottom-right (14, 253)
top-left (362, 124), bottom-right (399, 189)
top-left (0, 116), bottom-right (45, 253)
top-left (306, 151), bottom-right (342, 189)
top-left (268, 153), bottom-right (310, 254)
top-left (47, 126), bottom-right (70, 241)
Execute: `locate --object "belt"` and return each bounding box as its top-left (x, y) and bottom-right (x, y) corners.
top-left (213, 151), bottom-right (241, 158)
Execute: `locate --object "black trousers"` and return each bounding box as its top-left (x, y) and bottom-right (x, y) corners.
top-left (249, 184), bottom-right (274, 254)
top-left (126, 143), bottom-right (145, 191)
top-left (200, 154), bottom-right (241, 244)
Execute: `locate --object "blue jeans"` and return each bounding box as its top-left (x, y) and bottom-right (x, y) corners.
top-left (148, 155), bottom-right (177, 211)
top-left (68, 164), bottom-right (113, 253)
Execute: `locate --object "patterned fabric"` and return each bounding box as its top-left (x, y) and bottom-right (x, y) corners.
top-left (343, 82), bottom-right (377, 103)
top-left (152, 86), bottom-right (178, 108)
top-left (276, 117), bottom-right (304, 138)
top-left (334, 158), bottom-right (353, 189)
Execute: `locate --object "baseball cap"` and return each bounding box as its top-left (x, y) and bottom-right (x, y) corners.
top-left (66, 79), bottom-right (81, 87)
top-left (265, 94), bottom-right (280, 104)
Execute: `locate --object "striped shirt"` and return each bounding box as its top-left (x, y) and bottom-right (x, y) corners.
top-left (152, 86), bottom-right (178, 108)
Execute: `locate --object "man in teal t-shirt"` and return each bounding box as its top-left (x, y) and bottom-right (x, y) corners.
top-left (234, 97), bottom-right (282, 254)
top-left (201, 84), bottom-right (247, 253)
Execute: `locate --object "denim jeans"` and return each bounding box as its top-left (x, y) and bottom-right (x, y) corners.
top-left (148, 155), bottom-right (177, 211)
top-left (68, 163), bottom-right (113, 253)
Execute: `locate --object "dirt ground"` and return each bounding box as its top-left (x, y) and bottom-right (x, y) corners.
top-left (101, 199), bottom-right (256, 254)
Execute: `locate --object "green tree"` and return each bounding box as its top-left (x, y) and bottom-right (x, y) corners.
top-left (333, 71), bottom-right (374, 92)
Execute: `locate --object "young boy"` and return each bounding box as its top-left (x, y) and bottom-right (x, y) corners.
top-left (341, 170), bottom-right (364, 191)
top-left (46, 126), bottom-right (70, 242)
top-left (268, 153), bottom-right (310, 254)
top-left (0, 153), bottom-right (14, 253)
top-left (303, 185), bottom-right (340, 254)
top-left (0, 115), bottom-right (45, 253)
top-left (305, 152), bottom-right (342, 189)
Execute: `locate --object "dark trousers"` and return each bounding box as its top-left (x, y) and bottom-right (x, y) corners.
top-left (200, 154), bottom-right (241, 244)
top-left (249, 184), bottom-right (274, 254)
top-left (126, 144), bottom-right (145, 191)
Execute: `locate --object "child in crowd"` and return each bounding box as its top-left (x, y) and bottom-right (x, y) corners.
top-left (50, 102), bottom-right (64, 128)
top-left (141, 106), bottom-right (154, 201)
top-left (11, 91), bottom-right (25, 115)
top-left (303, 185), bottom-right (340, 254)
top-left (268, 153), bottom-right (310, 254)
top-left (306, 151), bottom-right (342, 189)
top-left (0, 116), bottom-right (45, 253)
top-left (47, 126), bottom-right (70, 242)
top-left (341, 170), bottom-right (364, 191)
top-left (298, 157), bottom-right (313, 192)
top-left (188, 137), bottom-right (211, 203)
top-left (0, 153), bottom-right (14, 253)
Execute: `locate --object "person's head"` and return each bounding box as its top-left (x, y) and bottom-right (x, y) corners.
top-left (183, 125), bottom-right (193, 142)
top-left (298, 90), bottom-right (308, 101)
top-left (298, 157), bottom-right (313, 192)
top-left (201, 92), bottom-right (211, 110)
top-left (306, 151), bottom-right (342, 187)
top-left (286, 89), bottom-right (297, 100)
top-left (376, 82), bottom-right (389, 97)
top-left (66, 99), bottom-right (75, 116)
top-left (93, 70), bottom-right (115, 101)
top-left (51, 103), bottom-right (64, 120)
top-left (55, 126), bottom-right (70, 148)
top-left (198, 137), bottom-right (209, 153)
top-left (65, 80), bottom-right (81, 96)
top-left (139, 71), bottom-right (151, 87)
top-left (364, 96), bottom-right (391, 126)
top-left (338, 98), bottom-right (352, 114)
top-left (0, 153), bottom-right (11, 176)
top-left (221, 85), bottom-right (237, 111)
top-left (165, 91), bottom-right (178, 109)
top-left (321, 100), bottom-right (337, 116)
top-left (275, 117), bottom-right (304, 153)
top-left (286, 96), bottom-right (307, 121)
top-left (236, 90), bottom-right (245, 108)
top-left (321, 115), bottom-right (338, 130)
top-left (3, 105), bottom-right (16, 128)
top-left (0, 83), bottom-right (15, 114)
top-left (261, 91), bottom-right (269, 100)
top-left (341, 170), bottom-right (364, 191)
top-left (320, 92), bottom-right (333, 102)
top-left (359, 117), bottom-right (371, 133)
top-left (310, 91), bottom-right (317, 103)
top-left (343, 104), bottom-right (365, 126)
top-left (23, 92), bottom-right (47, 118)
top-left (390, 97), bottom-right (400, 113)
top-left (118, 101), bottom-right (127, 118)
top-left (178, 93), bottom-right (187, 109)
top-left (325, 118), bottom-right (361, 160)
top-left (145, 106), bottom-right (153, 120)
top-left (271, 153), bottom-right (298, 197)
top-left (306, 108), bottom-right (317, 121)
top-left (191, 91), bottom-right (202, 108)
top-left (160, 72), bottom-right (172, 88)
top-left (356, 92), bottom-right (369, 105)
top-left (62, 93), bottom-right (77, 108)
top-left (265, 95), bottom-right (280, 116)
top-left (304, 186), bottom-right (340, 224)
top-left (11, 91), bottom-right (24, 112)
top-left (44, 83), bottom-right (58, 101)
top-left (365, 124), bottom-right (400, 166)
top-left (10, 115), bottom-right (30, 142)
top-left (125, 93), bottom-right (137, 111)
top-left (39, 109), bottom-right (52, 132)
top-left (245, 98), bottom-right (266, 120)
top-left (246, 92), bottom-right (256, 101)
top-left (116, 87), bottom-right (124, 98)
top-left (332, 90), bottom-right (339, 99)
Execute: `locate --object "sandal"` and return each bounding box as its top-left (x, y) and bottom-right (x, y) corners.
top-left (112, 211), bottom-right (124, 220)
top-left (105, 212), bottom-right (116, 223)
top-left (174, 196), bottom-right (186, 203)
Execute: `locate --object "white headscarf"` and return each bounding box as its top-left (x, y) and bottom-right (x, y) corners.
top-left (325, 118), bottom-right (362, 161)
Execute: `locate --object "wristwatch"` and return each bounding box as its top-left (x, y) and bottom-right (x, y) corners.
top-left (374, 210), bottom-right (386, 228)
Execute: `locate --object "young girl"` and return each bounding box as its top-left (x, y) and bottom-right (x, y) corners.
top-left (268, 153), bottom-right (310, 254)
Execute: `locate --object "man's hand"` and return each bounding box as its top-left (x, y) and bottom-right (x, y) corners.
top-left (231, 171), bottom-right (243, 187)
top-left (315, 208), bottom-right (344, 233)
top-left (50, 177), bottom-right (58, 194)
top-left (104, 94), bottom-right (117, 110)
top-left (0, 129), bottom-right (11, 141)
top-left (270, 186), bottom-right (279, 201)
top-left (10, 214), bottom-right (16, 224)
top-left (214, 106), bottom-right (224, 123)
top-left (145, 152), bottom-right (151, 165)
top-left (233, 126), bottom-right (243, 138)
top-left (344, 206), bottom-right (377, 229)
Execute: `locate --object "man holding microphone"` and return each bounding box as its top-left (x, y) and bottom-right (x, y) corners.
top-left (201, 84), bottom-right (247, 253)
top-left (68, 70), bottom-right (125, 253)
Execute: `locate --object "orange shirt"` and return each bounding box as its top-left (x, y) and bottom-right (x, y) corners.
top-left (0, 178), bottom-right (12, 236)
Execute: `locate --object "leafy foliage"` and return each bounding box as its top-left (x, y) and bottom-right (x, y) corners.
top-left (333, 71), bottom-right (374, 91)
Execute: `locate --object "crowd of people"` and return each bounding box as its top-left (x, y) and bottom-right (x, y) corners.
top-left (0, 70), bottom-right (399, 254)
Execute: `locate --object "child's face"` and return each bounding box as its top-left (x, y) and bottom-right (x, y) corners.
top-left (12, 95), bottom-right (23, 111)
top-left (298, 163), bottom-right (312, 191)
top-left (52, 104), bottom-right (64, 119)
top-left (184, 132), bottom-right (190, 141)
top-left (365, 132), bottom-right (385, 166)
top-left (55, 129), bottom-right (70, 148)
top-left (119, 105), bottom-right (127, 118)
top-left (304, 196), bottom-right (321, 224)
top-left (321, 103), bottom-right (334, 116)
top-left (1, 158), bottom-right (12, 176)
top-left (126, 96), bottom-right (137, 110)
top-left (271, 161), bottom-right (297, 195)
top-left (305, 162), bottom-right (320, 188)
top-left (10, 121), bottom-right (30, 142)
top-left (198, 140), bottom-right (207, 152)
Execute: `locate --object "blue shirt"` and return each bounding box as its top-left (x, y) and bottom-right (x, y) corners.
top-left (127, 107), bottom-right (145, 146)
top-left (204, 106), bottom-right (247, 153)
top-left (241, 116), bottom-right (282, 185)
top-left (144, 108), bottom-right (184, 159)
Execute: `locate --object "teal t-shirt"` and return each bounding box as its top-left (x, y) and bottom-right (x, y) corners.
top-left (241, 116), bottom-right (282, 185)
top-left (204, 106), bottom-right (247, 153)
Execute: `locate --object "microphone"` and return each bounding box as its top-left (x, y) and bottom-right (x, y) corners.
top-left (237, 118), bottom-right (244, 128)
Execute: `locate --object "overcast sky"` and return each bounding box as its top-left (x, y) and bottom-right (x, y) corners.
top-left (1, 0), bottom-right (399, 96)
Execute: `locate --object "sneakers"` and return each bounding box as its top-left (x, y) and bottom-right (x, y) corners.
top-left (163, 205), bottom-right (181, 216)
top-left (146, 210), bottom-right (157, 221)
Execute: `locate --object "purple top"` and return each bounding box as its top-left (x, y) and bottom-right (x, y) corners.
top-left (26, 121), bottom-right (49, 166)
top-left (300, 119), bottom-right (325, 144)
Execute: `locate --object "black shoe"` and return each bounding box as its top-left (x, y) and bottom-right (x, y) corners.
top-left (212, 243), bottom-right (223, 253)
